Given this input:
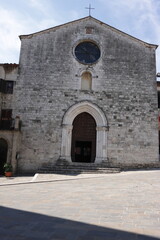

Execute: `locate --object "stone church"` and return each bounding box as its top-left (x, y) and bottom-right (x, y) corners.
top-left (0, 16), bottom-right (159, 174)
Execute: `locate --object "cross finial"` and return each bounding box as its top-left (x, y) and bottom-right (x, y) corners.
top-left (85, 4), bottom-right (95, 16)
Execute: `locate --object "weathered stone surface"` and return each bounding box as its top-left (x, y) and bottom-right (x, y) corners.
top-left (11, 16), bottom-right (159, 173)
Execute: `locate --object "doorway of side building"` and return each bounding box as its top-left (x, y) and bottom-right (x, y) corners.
top-left (71, 112), bottom-right (96, 163)
top-left (0, 138), bottom-right (8, 175)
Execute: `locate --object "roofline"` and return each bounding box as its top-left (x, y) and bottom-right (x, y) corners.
top-left (19, 16), bottom-right (158, 49)
top-left (0, 63), bottom-right (19, 66)
top-left (19, 16), bottom-right (92, 40)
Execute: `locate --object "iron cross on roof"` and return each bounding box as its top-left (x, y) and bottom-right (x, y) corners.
top-left (85, 4), bottom-right (95, 16)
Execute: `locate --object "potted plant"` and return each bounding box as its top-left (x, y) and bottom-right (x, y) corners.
top-left (3, 163), bottom-right (13, 177)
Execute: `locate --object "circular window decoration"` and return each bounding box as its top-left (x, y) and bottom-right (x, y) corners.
top-left (75, 41), bottom-right (100, 64)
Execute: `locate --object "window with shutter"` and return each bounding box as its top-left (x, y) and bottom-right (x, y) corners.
top-left (0, 79), bottom-right (14, 94)
top-left (0, 109), bottom-right (13, 130)
top-left (1, 109), bottom-right (12, 120)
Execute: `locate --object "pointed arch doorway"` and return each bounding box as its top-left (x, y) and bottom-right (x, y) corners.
top-left (0, 138), bottom-right (8, 175)
top-left (71, 112), bottom-right (96, 162)
top-left (60, 101), bottom-right (108, 164)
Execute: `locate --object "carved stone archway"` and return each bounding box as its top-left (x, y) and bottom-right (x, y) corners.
top-left (60, 101), bottom-right (108, 163)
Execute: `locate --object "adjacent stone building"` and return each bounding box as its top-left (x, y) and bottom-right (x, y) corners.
top-left (0, 64), bottom-right (20, 174)
top-left (0, 16), bottom-right (159, 174)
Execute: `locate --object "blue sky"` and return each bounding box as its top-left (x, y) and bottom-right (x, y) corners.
top-left (0, 0), bottom-right (160, 73)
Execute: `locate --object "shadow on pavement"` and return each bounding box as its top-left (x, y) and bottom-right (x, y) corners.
top-left (0, 206), bottom-right (158, 240)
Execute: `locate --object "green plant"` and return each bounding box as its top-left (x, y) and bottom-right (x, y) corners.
top-left (3, 163), bottom-right (12, 172)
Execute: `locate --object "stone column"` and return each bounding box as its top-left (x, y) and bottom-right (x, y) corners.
top-left (60, 124), bottom-right (73, 162)
top-left (95, 126), bottom-right (108, 163)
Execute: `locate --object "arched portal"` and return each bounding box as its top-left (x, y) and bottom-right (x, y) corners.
top-left (71, 112), bottom-right (96, 162)
top-left (0, 138), bottom-right (8, 175)
top-left (60, 101), bottom-right (108, 163)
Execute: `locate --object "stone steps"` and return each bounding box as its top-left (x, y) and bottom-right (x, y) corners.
top-left (38, 163), bottom-right (121, 174)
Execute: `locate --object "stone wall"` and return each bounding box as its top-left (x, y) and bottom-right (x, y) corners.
top-left (13, 17), bottom-right (159, 172)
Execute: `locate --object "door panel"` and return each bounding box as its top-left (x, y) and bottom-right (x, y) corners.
top-left (71, 112), bottom-right (96, 163)
top-left (75, 141), bottom-right (92, 162)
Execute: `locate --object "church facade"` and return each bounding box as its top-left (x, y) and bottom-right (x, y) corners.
top-left (0, 16), bottom-right (159, 173)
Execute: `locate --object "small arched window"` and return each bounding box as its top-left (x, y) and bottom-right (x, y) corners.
top-left (81, 72), bottom-right (92, 90)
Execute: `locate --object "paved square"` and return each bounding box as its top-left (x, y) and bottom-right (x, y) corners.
top-left (0, 170), bottom-right (160, 239)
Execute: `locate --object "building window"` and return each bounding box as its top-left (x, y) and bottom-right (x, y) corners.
top-left (81, 72), bottom-right (92, 90)
top-left (1, 109), bottom-right (12, 120)
top-left (74, 41), bottom-right (100, 64)
top-left (0, 109), bottom-right (13, 130)
top-left (0, 79), bottom-right (14, 94)
top-left (5, 81), bottom-right (14, 94)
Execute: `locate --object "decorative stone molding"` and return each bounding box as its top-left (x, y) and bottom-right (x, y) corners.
top-left (60, 101), bottom-right (108, 163)
top-left (96, 126), bottom-right (109, 131)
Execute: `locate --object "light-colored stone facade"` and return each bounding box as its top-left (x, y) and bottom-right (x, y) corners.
top-left (0, 64), bottom-right (20, 173)
top-left (1, 16), bottom-right (159, 173)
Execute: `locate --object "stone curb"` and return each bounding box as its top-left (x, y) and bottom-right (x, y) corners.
top-left (0, 173), bottom-right (108, 186)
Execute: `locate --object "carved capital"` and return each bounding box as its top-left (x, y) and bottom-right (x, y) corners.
top-left (96, 126), bottom-right (109, 131)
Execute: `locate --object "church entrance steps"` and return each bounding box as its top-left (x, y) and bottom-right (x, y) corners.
top-left (38, 163), bottom-right (121, 174)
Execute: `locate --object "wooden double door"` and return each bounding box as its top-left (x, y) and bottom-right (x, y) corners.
top-left (71, 112), bottom-right (96, 163)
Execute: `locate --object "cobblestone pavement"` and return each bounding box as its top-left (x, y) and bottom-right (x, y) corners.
top-left (0, 170), bottom-right (160, 240)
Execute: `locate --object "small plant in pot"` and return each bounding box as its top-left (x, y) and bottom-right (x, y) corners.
top-left (4, 163), bottom-right (13, 177)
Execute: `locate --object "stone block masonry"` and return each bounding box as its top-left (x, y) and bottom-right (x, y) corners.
top-left (13, 17), bottom-right (159, 173)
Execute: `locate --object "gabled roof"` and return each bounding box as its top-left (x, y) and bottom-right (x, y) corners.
top-left (19, 16), bottom-right (158, 49)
